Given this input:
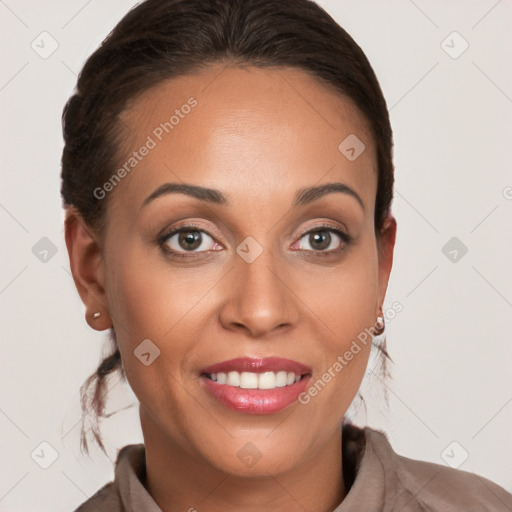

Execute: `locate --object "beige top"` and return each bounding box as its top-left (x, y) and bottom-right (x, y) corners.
top-left (74, 424), bottom-right (512, 511)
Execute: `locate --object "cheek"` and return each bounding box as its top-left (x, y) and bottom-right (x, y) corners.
top-left (302, 239), bottom-right (378, 403)
top-left (306, 239), bottom-right (379, 339)
top-left (104, 248), bottom-right (224, 391)
top-left (107, 248), bottom-right (221, 340)
top-left (105, 259), bottom-right (194, 419)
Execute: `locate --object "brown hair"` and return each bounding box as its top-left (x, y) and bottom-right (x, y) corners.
top-left (61, 0), bottom-right (394, 455)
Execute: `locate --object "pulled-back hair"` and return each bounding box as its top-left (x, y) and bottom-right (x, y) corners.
top-left (60, 0), bottom-right (394, 455)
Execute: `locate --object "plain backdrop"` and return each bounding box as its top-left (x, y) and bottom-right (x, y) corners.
top-left (1, 0), bottom-right (511, 510)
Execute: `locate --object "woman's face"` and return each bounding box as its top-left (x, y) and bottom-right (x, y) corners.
top-left (70, 64), bottom-right (395, 476)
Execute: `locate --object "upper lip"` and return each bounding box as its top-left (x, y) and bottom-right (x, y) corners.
top-left (200, 357), bottom-right (312, 375)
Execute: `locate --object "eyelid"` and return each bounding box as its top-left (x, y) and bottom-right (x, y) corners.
top-left (158, 220), bottom-right (223, 244)
top-left (292, 222), bottom-right (352, 253)
top-left (157, 219), bottom-right (351, 257)
top-left (157, 224), bottom-right (221, 260)
top-left (295, 220), bottom-right (349, 240)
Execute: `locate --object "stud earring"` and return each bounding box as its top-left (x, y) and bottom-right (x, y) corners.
top-left (93, 312), bottom-right (101, 319)
top-left (374, 314), bottom-right (385, 335)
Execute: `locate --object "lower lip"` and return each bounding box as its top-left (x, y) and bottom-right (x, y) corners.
top-left (200, 375), bottom-right (311, 414)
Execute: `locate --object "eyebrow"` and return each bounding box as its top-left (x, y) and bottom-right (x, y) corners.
top-left (294, 183), bottom-right (364, 211)
top-left (142, 183), bottom-right (227, 208)
top-left (141, 182), bottom-right (364, 211)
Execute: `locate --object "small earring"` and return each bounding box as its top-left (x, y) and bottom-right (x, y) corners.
top-left (375, 315), bottom-right (385, 335)
top-left (93, 312), bottom-right (101, 319)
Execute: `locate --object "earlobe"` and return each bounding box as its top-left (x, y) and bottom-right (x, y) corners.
top-left (64, 208), bottom-right (112, 331)
top-left (87, 309), bottom-right (112, 331)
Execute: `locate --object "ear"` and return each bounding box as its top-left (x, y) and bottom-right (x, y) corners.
top-left (64, 208), bottom-right (112, 331)
top-left (376, 214), bottom-right (397, 314)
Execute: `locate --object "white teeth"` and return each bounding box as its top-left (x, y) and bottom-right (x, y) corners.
top-left (208, 371), bottom-right (303, 389)
top-left (240, 372), bottom-right (259, 389)
top-left (275, 371), bottom-right (287, 387)
top-left (258, 371), bottom-right (276, 389)
top-left (227, 371), bottom-right (240, 386)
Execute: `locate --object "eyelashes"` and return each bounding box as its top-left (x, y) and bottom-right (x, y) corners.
top-left (294, 225), bottom-right (351, 252)
top-left (156, 222), bottom-right (352, 260)
top-left (159, 226), bottom-right (219, 258)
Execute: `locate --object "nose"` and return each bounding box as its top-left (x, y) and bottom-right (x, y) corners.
top-left (219, 249), bottom-right (299, 338)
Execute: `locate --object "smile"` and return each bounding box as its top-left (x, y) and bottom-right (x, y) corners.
top-left (204, 370), bottom-right (303, 389)
top-left (199, 357), bottom-right (312, 414)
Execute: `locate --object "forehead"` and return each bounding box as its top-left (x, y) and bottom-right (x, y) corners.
top-left (111, 64), bottom-right (377, 215)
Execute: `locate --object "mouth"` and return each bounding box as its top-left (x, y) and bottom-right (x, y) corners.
top-left (199, 357), bottom-right (312, 414)
top-left (202, 370), bottom-right (307, 389)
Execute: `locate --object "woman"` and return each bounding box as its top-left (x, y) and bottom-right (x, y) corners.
top-left (61, 0), bottom-right (512, 510)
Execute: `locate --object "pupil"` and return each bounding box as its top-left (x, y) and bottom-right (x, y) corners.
top-left (311, 231), bottom-right (330, 250)
top-left (179, 230), bottom-right (201, 250)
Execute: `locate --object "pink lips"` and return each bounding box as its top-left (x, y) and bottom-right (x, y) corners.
top-left (199, 357), bottom-right (312, 415)
top-left (200, 356), bottom-right (312, 375)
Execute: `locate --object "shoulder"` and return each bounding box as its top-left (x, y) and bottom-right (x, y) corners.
top-left (72, 444), bottom-right (143, 512)
top-left (73, 482), bottom-right (121, 512)
top-left (365, 427), bottom-right (512, 511)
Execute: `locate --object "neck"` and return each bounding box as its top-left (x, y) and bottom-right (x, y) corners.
top-left (141, 414), bottom-right (346, 512)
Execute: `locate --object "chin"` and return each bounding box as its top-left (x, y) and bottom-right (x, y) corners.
top-left (197, 435), bottom-right (303, 477)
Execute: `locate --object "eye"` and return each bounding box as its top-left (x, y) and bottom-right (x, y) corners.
top-left (159, 226), bottom-right (221, 257)
top-left (294, 225), bottom-right (351, 253)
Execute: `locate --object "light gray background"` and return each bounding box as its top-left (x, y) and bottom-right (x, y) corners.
top-left (1, 0), bottom-right (511, 510)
